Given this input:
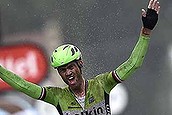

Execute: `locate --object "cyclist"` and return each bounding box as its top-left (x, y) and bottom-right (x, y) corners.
top-left (0, 0), bottom-right (160, 114)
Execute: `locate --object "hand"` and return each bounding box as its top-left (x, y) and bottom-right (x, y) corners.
top-left (142, 0), bottom-right (160, 30)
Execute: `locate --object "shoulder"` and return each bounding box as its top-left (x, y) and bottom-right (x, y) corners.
top-left (88, 72), bottom-right (111, 84)
top-left (94, 72), bottom-right (111, 81)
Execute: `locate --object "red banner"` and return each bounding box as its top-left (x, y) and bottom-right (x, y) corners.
top-left (0, 44), bottom-right (48, 91)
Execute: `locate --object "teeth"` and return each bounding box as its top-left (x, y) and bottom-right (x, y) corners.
top-left (69, 76), bottom-right (74, 80)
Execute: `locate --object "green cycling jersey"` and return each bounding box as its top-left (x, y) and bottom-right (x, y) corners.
top-left (0, 35), bottom-right (150, 115)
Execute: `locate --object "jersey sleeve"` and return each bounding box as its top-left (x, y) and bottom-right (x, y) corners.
top-left (0, 65), bottom-right (42, 99)
top-left (38, 86), bottom-right (62, 106)
top-left (114, 35), bottom-right (150, 81)
top-left (96, 35), bottom-right (150, 94)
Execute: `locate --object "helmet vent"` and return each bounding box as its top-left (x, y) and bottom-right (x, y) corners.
top-left (51, 56), bottom-right (54, 62)
top-left (63, 45), bottom-right (69, 50)
top-left (74, 46), bottom-right (78, 52)
top-left (71, 48), bottom-right (75, 56)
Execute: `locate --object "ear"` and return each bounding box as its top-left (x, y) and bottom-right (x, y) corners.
top-left (77, 60), bottom-right (83, 68)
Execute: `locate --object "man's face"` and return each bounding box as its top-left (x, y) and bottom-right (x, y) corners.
top-left (57, 61), bottom-right (83, 89)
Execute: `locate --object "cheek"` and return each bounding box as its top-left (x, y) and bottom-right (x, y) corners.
top-left (58, 72), bottom-right (66, 80)
top-left (60, 74), bottom-right (69, 84)
top-left (75, 69), bottom-right (82, 78)
top-left (73, 68), bottom-right (79, 73)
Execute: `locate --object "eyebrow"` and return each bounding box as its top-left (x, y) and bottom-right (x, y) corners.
top-left (58, 62), bottom-right (76, 70)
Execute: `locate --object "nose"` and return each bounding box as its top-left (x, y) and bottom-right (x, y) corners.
top-left (65, 69), bottom-right (72, 76)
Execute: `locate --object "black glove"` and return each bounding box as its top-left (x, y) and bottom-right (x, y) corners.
top-left (142, 9), bottom-right (158, 30)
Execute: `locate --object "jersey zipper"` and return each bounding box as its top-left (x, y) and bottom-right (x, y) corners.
top-left (68, 80), bottom-right (88, 110)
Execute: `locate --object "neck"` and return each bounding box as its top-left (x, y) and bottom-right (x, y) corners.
top-left (71, 79), bottom-right (85, 97)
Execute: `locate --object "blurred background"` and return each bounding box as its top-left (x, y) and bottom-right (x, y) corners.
top-left (0, 0), bottom-right (171, 115)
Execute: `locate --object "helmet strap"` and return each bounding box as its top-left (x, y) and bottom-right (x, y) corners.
top-left (76, 60), bottom-right (83, 73)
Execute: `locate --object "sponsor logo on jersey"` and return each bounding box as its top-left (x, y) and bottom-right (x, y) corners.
top-left (64, 101), bottom-right (111, 115)
top-left (89, 95), bottom-right (95, 104)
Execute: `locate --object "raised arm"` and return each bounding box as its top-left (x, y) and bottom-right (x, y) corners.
top-left (113, 0), bottom-right (160, 82)
top-left (0, 65), bottom-right (42, 99)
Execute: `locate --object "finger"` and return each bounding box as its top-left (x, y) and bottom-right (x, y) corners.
top-left (154, 1), bottom-right (159, 10)
top-left (156, 6), bottom-right (160, 14)
top-left (151, 0), bottom-right (157, 9)
top-left (155, 1), bottom-right (160, 14)
top-left (148, 0), bottom-right (154, 9)
top-left (142, 9), bottom-right (146, 17)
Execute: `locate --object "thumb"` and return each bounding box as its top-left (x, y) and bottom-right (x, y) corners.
top-left (142, 8), bottom-right (146, 17)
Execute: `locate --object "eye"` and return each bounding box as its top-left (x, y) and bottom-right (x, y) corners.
top-left (58, 68), bottom-right (66, 73)
top-left (68, 64), bottom-right (75, 70)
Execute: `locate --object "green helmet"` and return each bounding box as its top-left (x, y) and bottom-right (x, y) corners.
top-left (50, 44), bottom-right (82, 68)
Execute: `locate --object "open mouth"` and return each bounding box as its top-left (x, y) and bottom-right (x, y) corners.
top-left (67, 76), bottom-right (76, 85)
